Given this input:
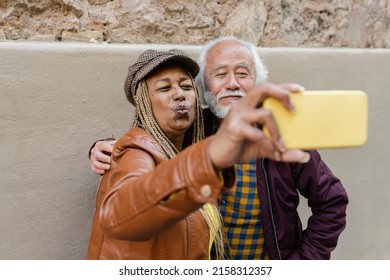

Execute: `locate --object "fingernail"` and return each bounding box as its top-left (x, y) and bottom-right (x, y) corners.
top-left (292, 84), bottom-right (305, 92)
top-left (279, 139), bottom-right (286, 153)
top-left (289, 100), bottom-right (295, 112)
top-left (300, 153), bottom-right (311, 163)
top-left (274, 151), bottom-right (281, 162)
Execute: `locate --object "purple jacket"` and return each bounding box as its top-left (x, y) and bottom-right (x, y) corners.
top-left (202, 108), bottom-right (348, 260)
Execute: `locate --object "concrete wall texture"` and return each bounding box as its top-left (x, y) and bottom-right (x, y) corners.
top-left (1, 41), bottom-right (389, 259)
top-left (1, 0), bottom-right (390, 48)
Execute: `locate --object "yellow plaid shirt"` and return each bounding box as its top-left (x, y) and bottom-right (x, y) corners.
top-left (219, 159), bottom-right (269, 259)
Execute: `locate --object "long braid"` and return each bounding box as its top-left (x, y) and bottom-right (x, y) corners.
top-left (192, 79), bottom-right (205, 144)
top-left (133, 81), bottom-right (178, 159)
top-left (132, 77), bottom-right (228, 260)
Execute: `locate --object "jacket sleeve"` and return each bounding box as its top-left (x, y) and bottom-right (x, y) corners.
top-left (98, 136), bottom-right (226, 241)
top-left (292, 150), bottom-right (349, 259)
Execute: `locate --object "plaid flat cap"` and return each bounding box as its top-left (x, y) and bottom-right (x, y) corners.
top-left (124, 49), bottom-right (199, 106)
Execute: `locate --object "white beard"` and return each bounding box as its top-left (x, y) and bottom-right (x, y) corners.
top-left (203, 90), bottom-right (246, 119)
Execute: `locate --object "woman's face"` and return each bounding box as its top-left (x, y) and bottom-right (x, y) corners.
top-left (145, 63), bottom-right (196, 139)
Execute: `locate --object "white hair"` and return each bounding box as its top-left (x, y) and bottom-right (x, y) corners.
top-left (195, 36), bottom-right (269, 97)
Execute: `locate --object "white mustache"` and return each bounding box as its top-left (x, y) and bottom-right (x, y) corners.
top-left (216, 90), bottom-right (246, 102)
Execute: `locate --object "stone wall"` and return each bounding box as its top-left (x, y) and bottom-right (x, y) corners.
top-left (1, 0), bottom-right (389, 47)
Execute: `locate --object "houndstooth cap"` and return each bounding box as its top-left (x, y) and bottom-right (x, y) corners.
top-left (124, 49), bottom-right (199, 106)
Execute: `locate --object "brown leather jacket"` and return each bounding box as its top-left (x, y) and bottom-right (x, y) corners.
top-left (87, 127), bottom-right (229, 259)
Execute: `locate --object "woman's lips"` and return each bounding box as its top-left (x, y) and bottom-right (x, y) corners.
top-left (175, 105), bottom-right (189, 115)
top-left (176, 109), bottom-right (189, 114)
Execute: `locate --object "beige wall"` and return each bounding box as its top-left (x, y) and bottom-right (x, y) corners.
top-left (0, 42), bottom-right (389, 259)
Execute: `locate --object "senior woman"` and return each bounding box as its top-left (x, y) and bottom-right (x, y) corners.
top-left (86, 49), bottom-right (309, 260)
top-left (87, 49), bottom-right (230, 260)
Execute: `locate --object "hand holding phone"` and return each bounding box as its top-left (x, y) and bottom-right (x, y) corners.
top-left (263, 90), bottom-right (368, 149)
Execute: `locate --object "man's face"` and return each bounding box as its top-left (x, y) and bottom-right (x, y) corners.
top-left (203, 41), bottom-right (256, 119)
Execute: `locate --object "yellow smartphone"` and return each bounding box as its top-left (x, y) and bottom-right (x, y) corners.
top-left (263, 90), bottom-right (368, 149)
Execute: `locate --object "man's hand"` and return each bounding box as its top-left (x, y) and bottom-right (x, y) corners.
top-left (89, 140), bottom-right (116, 175)
top-left (209, 83), bottom-right (310, 169)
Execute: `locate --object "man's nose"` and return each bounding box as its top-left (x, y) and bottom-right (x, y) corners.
top-left (225, 73), bottom-right (240, 90)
